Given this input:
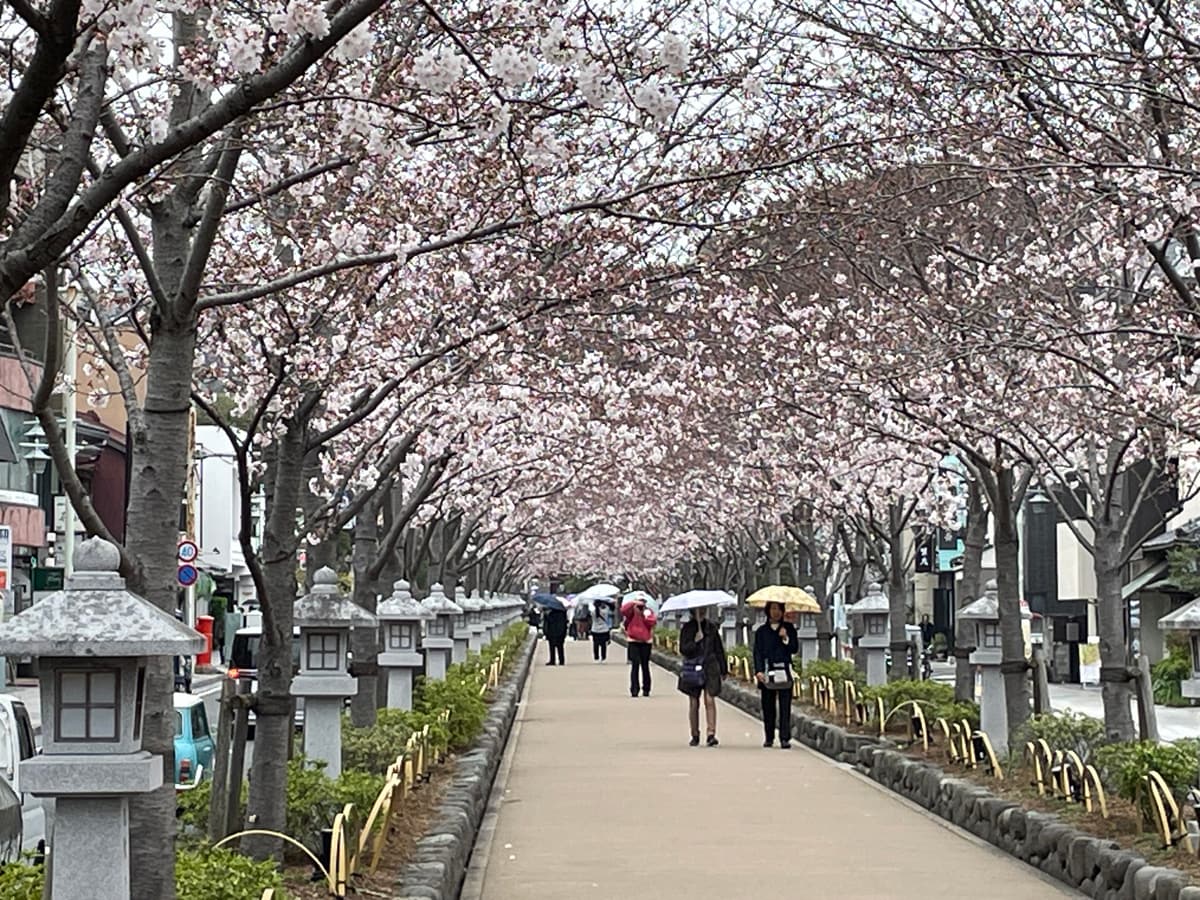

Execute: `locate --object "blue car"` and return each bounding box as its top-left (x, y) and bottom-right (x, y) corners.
top-left (173, 692), bottom-right (214, 788)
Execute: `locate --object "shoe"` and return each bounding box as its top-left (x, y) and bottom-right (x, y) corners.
top-left (707, 735), bottom-right (719, 747)
top-left (763, 739), bottom-right (773, 748)
top-left (642, 691), bottom-right (650, 697)
top-left (689, 735), bottom-right (700, 747)
top-left (780, 741), bottom-right (791, 750)
top-left (631, 692), bottom-right (639, 698)
top-left (546, 662), bottom-right (556, 666)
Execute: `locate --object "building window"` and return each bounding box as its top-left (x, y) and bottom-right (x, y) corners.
top-left (867, 617), bottom-right (886, 636)
top-left (1192, 636), bottom-right (1200, 676)
top-left (306, 633), bottom-right (341, 671)
top-left (57, 668), bottom-right (119, 741)
top-left (983, 623), bottom-right (1002, 649)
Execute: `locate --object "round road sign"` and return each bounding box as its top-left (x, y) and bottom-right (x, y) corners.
top-left (177, 564), bottom-right (199, 587)
top-left (177, 540), bottom-right (199, 563)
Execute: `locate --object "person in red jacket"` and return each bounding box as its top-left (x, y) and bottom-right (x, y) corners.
top-left (622, 598), bottom-right (657, 697)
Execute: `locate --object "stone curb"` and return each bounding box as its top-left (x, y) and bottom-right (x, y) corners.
top-left (629, 639), bottom-right (1195, 900)
top-left (390, 632), bottom-right (537, 900)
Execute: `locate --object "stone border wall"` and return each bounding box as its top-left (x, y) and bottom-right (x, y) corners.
top-left (633, 639), bottom-right (1199, 900)
top-left (391, 632), bottom-right (536, 900)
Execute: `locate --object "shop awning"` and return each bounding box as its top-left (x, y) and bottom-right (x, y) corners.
top-left (1122, 560), bottom-right (1170, 600)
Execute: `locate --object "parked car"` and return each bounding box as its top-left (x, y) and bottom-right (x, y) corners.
top-left (173, 692), bottom-right (214, 789)
top-left (0, 694), bottom-right (44, 857)
top-left (229, 626), bottom-right (304, 733)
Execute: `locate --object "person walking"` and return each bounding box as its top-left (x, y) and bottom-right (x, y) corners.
top-left (591, 600), bottom-right (614, 661)
top-left (621, 597), bottom-right (657, 697)
top-left (754, 601), bottom-right (798, 748)
top-left (543, 604), bottom-right (568, 666)
top-left (678, 606), bottom-right (727, 747)
top-left (573, 602), bottom-right (592, 641)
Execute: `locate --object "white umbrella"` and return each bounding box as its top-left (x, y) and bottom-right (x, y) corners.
top-left (659, 590), bottom-right (737, 614)
top-left (576, 583), bottom-right (621, 602)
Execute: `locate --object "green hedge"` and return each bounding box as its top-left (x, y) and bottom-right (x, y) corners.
top-left (1095, 739), bottom-right (1200, 810)
top-left (0, 846), bottom-right (285, 900)
top-left (860, 679), bottom-right (980, 730)
top-left (1015, 711), bottom-right (1109, 764)
top-left (800, 658), bottom-right (861, 688)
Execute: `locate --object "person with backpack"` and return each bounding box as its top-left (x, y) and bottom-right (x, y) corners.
top-left (753, 601), bottom-right (798, 748)
top-left (677, 606), bottom-right (727, 746)
top-left (621, 597), bottom-right (657, 697)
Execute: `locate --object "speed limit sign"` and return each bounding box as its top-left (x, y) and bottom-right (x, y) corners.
top-left (177, 540), bottom-right (199, 563)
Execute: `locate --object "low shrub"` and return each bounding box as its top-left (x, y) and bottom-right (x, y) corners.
top-left (1095, 739), bottom-right (1200, 813)
top-left (342, 708), bottom-right (416, 774)
top-left (177, 776), bottom-right (248, 835)
top-left (801, 658), bottom-right (862, 688)
top-left (861, 680), bottom-right (979, 730)
top-left (286, 757), bottom-right (386, 853)
top-left (0, 856), bottom-right (43, 900)
top-left (0, 846), bottom-right (286, 900)
top-left (415, 670), bottom-right (487, 750)
top-left (1015, 711), bottom-right (1109, 763)
top-left (175, 845), bottom-right (287, 900)
top-left (1152, 643), bottom-right (1193, 706)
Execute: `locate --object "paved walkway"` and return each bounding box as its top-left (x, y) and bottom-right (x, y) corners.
top-left (472, 641), bottom-right (1079, 900)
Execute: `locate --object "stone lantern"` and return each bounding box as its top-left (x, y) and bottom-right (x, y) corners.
top-left (451, 586), bottom-right (471, 663)
top-left (958, 580), bottom-right (1006, 752)
top-left (846, 582), bottom-right (890, 686)
top-left (1158, 597), bottom-right (1200, 699)
top-left (480, 591), bottom-right (500, 642)
top-left (461, 590), bottom-right (487, 655)
top-left (292, 567), bottom-right (377, 778)
top-left (421, 584), bottom-right (462, 680)
top-left (0, 538), bottom-right (202, 900)
top-left (796, 585), bottom-right (820, 665)
top-left (720, 605), bottom-right (738, 650)
top-left (377, 579), bottom-right (433, 711)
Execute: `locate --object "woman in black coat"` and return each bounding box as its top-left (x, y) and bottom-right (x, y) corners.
top-left (677, 607), bottom-right (727, 747)
top-left (753, 601), bottom-right (799, 748)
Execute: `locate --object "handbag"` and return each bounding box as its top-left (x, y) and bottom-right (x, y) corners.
top-left (764, 661), bottom-right (792, 690)
top-left (680, 656), bottom-right (706, 689)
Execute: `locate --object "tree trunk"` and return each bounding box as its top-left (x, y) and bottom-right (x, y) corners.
top-left (242, 422), bottom-right (305, 860)
top-left (887, 506), bottom-right (909, 682)
top-left (350, 497), bottom-right (381, 727)
top-left (1095, 524), bottom-right (1136, 741)
top-left (124, 323), bottom-right (196, 900)
top-left (993, 469), bottom-right (1030, 741)
top-left (956, 479), bottom-right (987, 702)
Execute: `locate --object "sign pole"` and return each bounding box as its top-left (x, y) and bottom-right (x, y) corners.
top-left (0, 524), bottom-right (12, 688)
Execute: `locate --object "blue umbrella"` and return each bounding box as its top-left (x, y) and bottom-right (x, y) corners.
top-left (532, 593), bottom-right (566, 611)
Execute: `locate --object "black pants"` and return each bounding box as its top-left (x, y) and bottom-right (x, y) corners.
top-left (592, 633), bottom-right (610, 660)
top-left (547, 637), bottom-right (565, 665)
top-left (761, 687), bottom-right (792, 743)
top-left (628, 642), bottom-right (652, 695)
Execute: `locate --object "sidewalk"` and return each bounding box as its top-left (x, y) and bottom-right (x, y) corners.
top-left (473, 641), bottom-right (1077, 900)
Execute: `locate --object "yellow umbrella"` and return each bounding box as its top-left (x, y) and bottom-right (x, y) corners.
top-left (745, 585), bottom-right (820, 613)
